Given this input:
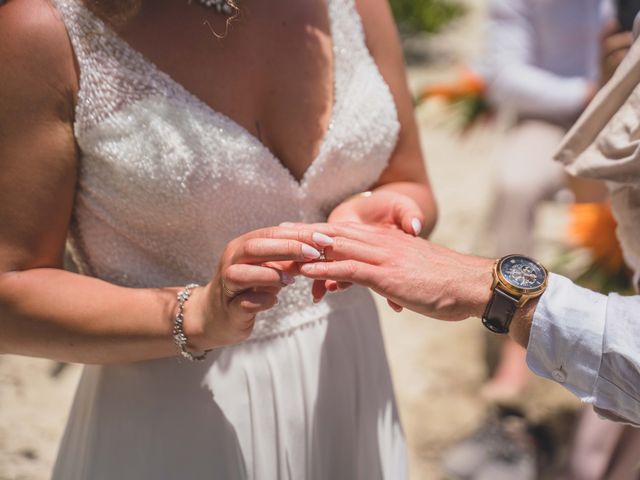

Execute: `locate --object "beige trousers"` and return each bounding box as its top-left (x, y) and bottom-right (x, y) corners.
top-left (491, 120), bottom-right (568, 256)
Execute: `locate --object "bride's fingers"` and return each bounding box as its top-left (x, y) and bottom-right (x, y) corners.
top-left (322, 280), bottom-right (352, 297)
top-left (326, 280), bottom-right (339, 292)
top-left (223, 264), bottom-right (295, 295)
top-left (234, 238), bottom-right (324, 264)
top-left (262, 260), bottom-right (301, 276)
top-left (229, 226), bottom-right (336, 264)
top-left (247, 226), bottom-right (335, 248)
top-left (312, 279), bottom-right (327, 303)
top-left (325, 280), bottom-right (351, 290)
top-left (238, 232), bottom-right (380, 266)
top-left (390, 196), bottom-right (424, 237)
top-left (230, 290), bottom-right (279, 315)
top-left (387, 299), bottom-right (403, 312)
top-left (399, 211), bottom-right (423, 237)
top-left (233, 224), bottom-right (338, 264)
top-left (299, 260), bottom-right (378, 287)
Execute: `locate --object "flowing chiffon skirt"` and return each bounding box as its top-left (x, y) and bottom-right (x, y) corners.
top-left (52, 289), bottom-right (407, 479)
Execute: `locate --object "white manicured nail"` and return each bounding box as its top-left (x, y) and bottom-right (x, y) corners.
top-left (280, 222), bottom-right (295, 227)
top-left (411, 218), bottom-right (422, 236)
top-left (280, 272), bottom-right (295, 285)
top-left (302, 245), bottom-right (321, 259)
top-left (312, 232), bottom-right (334, 247)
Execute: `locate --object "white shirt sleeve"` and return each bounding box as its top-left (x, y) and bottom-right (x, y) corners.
top-left (526, 273), bottom-right (640, 426)
top-left (482, 0), bottom-right (592, 120)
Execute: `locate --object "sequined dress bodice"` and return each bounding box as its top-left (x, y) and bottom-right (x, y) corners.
top-left (53, 0), bottom-right (400, 340)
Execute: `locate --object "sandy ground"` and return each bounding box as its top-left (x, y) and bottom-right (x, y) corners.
top-left (0, 2), bottom-right (582, 479)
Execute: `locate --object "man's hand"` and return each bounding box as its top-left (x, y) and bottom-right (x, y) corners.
top-left (298, 223), bottom-right (494, 321)
top-left (311, 190), bottom-right (426, 308)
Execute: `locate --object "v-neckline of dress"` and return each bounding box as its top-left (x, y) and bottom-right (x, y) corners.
top-left (76, 0), bottom-right (342, 190)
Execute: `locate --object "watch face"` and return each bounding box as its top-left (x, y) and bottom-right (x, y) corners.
top-left (499, 255), bottom-right (546, 291)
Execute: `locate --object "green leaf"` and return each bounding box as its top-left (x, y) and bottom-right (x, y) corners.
top-left (390, 0), bottom-right (466, 34)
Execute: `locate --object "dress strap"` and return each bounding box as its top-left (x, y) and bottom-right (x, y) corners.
top-left (325, 0), bottom-right (390, 127)
top-left (50, 0), bottom-right (180, 135)
top-left (328, 0), bottom-right (373, 61)
top-left (51, 0), bottom-right (111, 132)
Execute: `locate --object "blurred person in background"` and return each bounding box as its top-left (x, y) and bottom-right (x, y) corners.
top-left (476, 0), bottom-right (614, 402)
top-left (562, 3), bottom-right (640, 479)
top-left (459, 0), bottom-right (638, 477)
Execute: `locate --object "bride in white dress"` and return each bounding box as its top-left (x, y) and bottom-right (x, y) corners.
top-left (0, 0), bottom-right (437, 478)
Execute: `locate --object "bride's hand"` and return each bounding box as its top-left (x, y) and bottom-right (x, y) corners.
top-left (315, 190), bottom-right (424, 307)
top-left (328, 190), bottom-right (424, 235)
top-left (296, 223), bottom-right (493, 321)
top-left (187, 226), bottom-right (334, 349)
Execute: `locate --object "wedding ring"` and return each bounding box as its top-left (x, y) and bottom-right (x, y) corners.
top-left (317, 249), bottom-right (327, 261)
top-left (221, 281), bottom-right (239, 299)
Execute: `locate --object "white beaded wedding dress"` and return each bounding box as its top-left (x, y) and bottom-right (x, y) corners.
top-left (51, 0), bottom-right (407, 478)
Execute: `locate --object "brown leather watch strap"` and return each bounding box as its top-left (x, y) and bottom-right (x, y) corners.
top-left (482, 288), bottom-right (519, 334)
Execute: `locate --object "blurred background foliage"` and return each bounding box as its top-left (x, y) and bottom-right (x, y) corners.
top-left (389, 0), bottom-right (467, 34)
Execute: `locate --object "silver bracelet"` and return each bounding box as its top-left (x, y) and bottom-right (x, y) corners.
top-left (173, 283), bottom-right (210, 362)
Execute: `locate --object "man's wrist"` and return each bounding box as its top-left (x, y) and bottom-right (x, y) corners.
top-left (508, 296), bottom-right (540, 348)
top-left (476, 254), bottom-right (548, 336)
top-left (467, 256), bottom-right (495, 319)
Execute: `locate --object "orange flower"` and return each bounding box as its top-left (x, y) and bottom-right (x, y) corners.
top-left (568, 202), bottom-right (624, 272)
top-left (418, 67), bottom-right (486, 102)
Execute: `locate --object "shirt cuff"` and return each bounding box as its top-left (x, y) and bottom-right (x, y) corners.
top-left (526, 273), bottom-right (607, 402)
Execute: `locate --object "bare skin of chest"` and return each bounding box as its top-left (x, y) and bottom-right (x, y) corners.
top-left (119, 0), bottom-right (334, 181)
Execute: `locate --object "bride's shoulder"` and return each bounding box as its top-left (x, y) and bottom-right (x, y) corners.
top-left (352, 0), bottom-right (401, 58)
top-left (0, 0), bottom-right (77, 113)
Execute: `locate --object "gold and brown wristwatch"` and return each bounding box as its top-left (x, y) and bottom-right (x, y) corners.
top-left (482, 254), bottom-right (548, 334)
